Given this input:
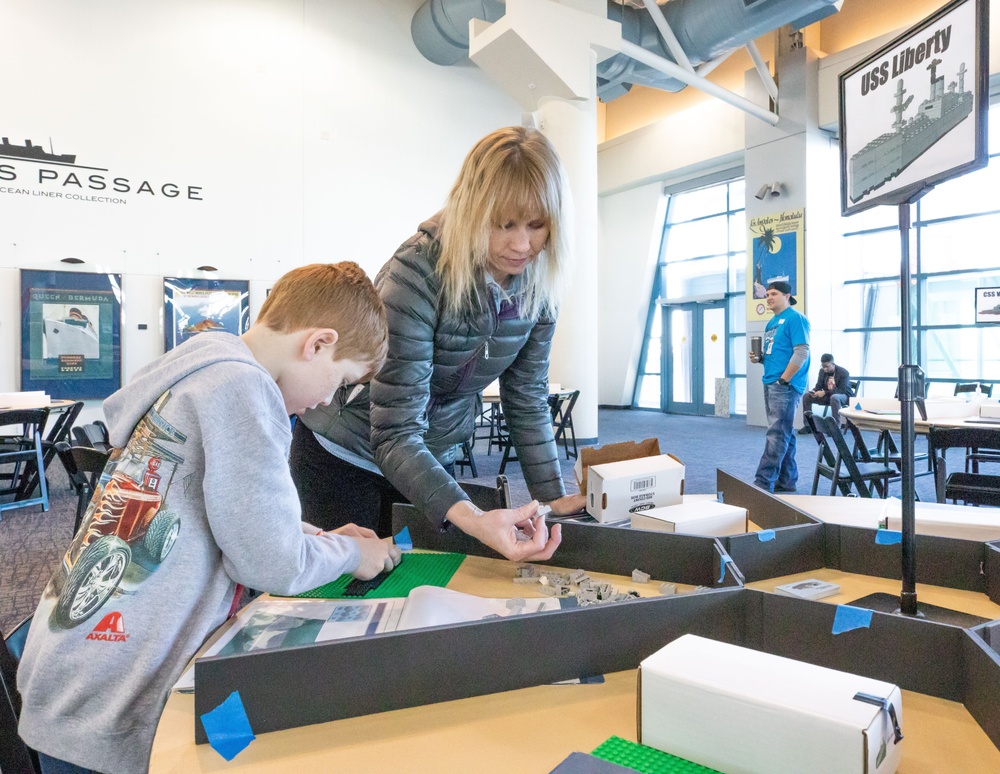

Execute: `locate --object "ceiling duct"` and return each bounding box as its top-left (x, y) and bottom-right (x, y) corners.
top-left (411, 0), bottom-right (843, 101)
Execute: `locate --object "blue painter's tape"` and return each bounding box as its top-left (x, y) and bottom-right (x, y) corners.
top-left (757, 529), bottom-right (776, 542)
top-left (832, 605), bottom-right (874, 635)
top-left (875, 529), bottom-right (902, 545)
top-left (394, 525), bottom-right (413, 551)
top-left (718, 555), bottom-right (731, 583)
top-left (200, 690), bottom-right (255, 761)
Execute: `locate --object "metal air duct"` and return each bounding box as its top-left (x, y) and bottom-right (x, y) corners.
top-left (411, 0), bottom-right (843, 101)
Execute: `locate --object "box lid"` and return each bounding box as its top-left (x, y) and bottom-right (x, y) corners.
top-left (574, 438), bottom-right (661, 492)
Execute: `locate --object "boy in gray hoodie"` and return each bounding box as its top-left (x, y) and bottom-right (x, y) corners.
top-left (17, 262), bottom-right (396, 774)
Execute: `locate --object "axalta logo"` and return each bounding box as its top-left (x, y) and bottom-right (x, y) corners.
top-left (86, 612), bottom-right (129, 642)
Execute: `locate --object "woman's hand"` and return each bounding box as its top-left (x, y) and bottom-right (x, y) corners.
top-left (445, 500), bottom-right (562, 562)
top-left (545, 493), bottom-right (586, 516)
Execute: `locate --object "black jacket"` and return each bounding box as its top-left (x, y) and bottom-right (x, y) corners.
top-left (301, 214), bottom-right (565, 524)
top-left (811, 364), bottom-right (851, 396)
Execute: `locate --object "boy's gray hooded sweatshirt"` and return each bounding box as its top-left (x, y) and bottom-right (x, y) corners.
top-left (17, 333), bottom-right (360, 774)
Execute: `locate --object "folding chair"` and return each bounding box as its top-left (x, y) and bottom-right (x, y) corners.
top-left (808, 414), bottom-right (896, 498)
top-left (455, 439), bottom-right (478, 478)
top-left (72, 421), bottom-right (111, 453)
top-left (55, 441), bottom-right (111, 535)
top-left (1, 616), bottom-right (41, 774)
top-left (0, 408), bottom-right (50, 515)
top-left (548, 389), bottom-right (579, 460)
top-left (21, 400), bottom-right (84, 500)
top-left (929, 426), bottom-right (1000, 507)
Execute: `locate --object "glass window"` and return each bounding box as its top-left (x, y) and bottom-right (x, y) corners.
top-left (669, 186), bottom-right (728, 222)
top-left (661, 215), bottom-right (729, 260)
top-left (662, 256), bottom-right (728, 299)
top-left (919, 213), bottom-right (1000, 273)
top-left (633, 177), bottom-right (745, 411)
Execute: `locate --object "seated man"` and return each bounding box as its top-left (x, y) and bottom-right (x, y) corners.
top-left (799, 353), bottom-right (851, 432)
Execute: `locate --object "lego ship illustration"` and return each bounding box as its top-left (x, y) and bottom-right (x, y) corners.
top-left (849, 59), bottom-right (973, 202)
top-left (43, 310), bottom-right (99, 359)
top-left (0, 136), bottom-right (76, 164)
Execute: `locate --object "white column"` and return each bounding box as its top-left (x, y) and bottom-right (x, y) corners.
top-left (537, 57), bottom-right (599, 442)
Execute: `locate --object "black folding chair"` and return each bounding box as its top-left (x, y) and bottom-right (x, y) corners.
top-left (1, 616), bottom-right (41, 774)
top-left (929, 426), bottom-right (1000, 507)
top-left (72, 421), bottom-right (111, 453)
top-left (548, 389), bottom-right (579, 460)
top-left (808, 413), bottom-right (895, 498)
top-left (55, 441), bottom-right (111, 535)
top-left (455, 439), bottom-right (478, 478)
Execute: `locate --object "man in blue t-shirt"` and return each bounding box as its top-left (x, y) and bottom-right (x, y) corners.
top-left (749, 281), bottom-right (811, 492)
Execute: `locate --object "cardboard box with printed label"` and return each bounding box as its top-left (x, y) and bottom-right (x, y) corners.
top-left (585, 453), bottom-right (683, 523)
top-left (639, 634), bottom-right (903, 774)
top-left (574, 438), bottom-right (661, 494)
top-left (630, 499), bottom-right (747, 537)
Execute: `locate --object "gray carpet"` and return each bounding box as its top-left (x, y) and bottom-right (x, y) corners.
top-left (0, 409), bottom-right (937, 635)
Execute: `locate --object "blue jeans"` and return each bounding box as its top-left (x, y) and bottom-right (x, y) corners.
top-left (39, 753), bottom-right (98, 774)
top-left (754, 382), bottom-right (802, 492)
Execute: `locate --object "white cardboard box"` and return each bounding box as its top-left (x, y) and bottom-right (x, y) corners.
top-left (980, 403), bottom-right (1000, 418)
top-left (923, 398), bottom-right (978, 420)
top-left (585, 454), bottom-right (683, 523)
top-left (639, 634), bottom-right (903, 774)
top-left (630, 499), bottom-right (747, 537)
top-left (886, 503), bottom-right (1000, 542)
top-left (0, 391), bottom-right (50, 408)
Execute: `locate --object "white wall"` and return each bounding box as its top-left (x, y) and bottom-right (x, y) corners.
top-left (1, 0), bottom-right (521, 421)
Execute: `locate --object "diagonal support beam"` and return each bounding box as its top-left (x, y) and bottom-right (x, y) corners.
top-left (641, 0), bottom-right (695, 74)
top-left (746, 40), bottom-right (779, 102)
top-left (619, 39), bottom-right (779, 125)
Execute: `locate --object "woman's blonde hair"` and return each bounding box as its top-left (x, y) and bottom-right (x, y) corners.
top-left (438, 126), bottom-right (571, 320)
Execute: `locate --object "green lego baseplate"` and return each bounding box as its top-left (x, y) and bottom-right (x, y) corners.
top-left (591, 736), bottom-right (721, 774)
top-left (294, 551), bottom-right (466, 599)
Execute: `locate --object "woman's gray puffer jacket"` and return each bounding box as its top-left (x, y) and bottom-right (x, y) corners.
top-left (300, 214), bottom-right (566, 525)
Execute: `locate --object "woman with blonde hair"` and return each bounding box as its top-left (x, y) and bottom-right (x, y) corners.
top-left (290, 126), bottom-right (583, 561)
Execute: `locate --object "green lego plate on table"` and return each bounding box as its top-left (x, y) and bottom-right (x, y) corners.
top-left (592, 736), bottom-right (720, 774)
top-left (294, 551), bottom-right (466, 599)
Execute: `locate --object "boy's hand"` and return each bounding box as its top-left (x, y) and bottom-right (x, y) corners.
top-left (348, 535), bottom-right (401, 580)
top-left (330, 524), bottom-right (378, 540)
top-left (447, 501), bottom-right (562, 562)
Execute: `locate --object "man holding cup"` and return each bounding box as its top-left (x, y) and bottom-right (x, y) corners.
top-left (748, 281), bottom-right (811, 493)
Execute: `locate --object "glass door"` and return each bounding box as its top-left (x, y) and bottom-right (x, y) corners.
top-left (663, 300), bottom-right (727, 415)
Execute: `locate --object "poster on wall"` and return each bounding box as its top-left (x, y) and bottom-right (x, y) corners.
top-left (975, 287), bottom-right (1000, 324)
top-left (20, 269), bottom-right (122, 399)
top-left (746, 209), bottom-right (805, 322)
top-left (838, 0), bottom-right (988, 216)
top-left (163, 278), bottom-right (250, 352)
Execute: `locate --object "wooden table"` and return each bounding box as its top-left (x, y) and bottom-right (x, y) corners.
top-left (839, 406), bottom-right (999, 436)
top-left (151, 546), bottom-right (1000, 773)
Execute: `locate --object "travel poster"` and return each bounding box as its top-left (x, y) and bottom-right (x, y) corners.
top-left (746, 209), bottom-right (805, 322)
top-left (163, 277), bottom-right (250, 351)
top-left (20, 269), bottom-right (122, 399)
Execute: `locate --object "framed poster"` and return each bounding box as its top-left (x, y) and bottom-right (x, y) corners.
top-left (163, 278), bottom-right (250, 351)
top-left (746, 209), bottom-right (805, 322)
top-left (839, 0), bottom-right (989, 216)
top-left (975, 287), bottom-right (1000, 324)
top-left (20, 269), bottom-right (122, 399)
